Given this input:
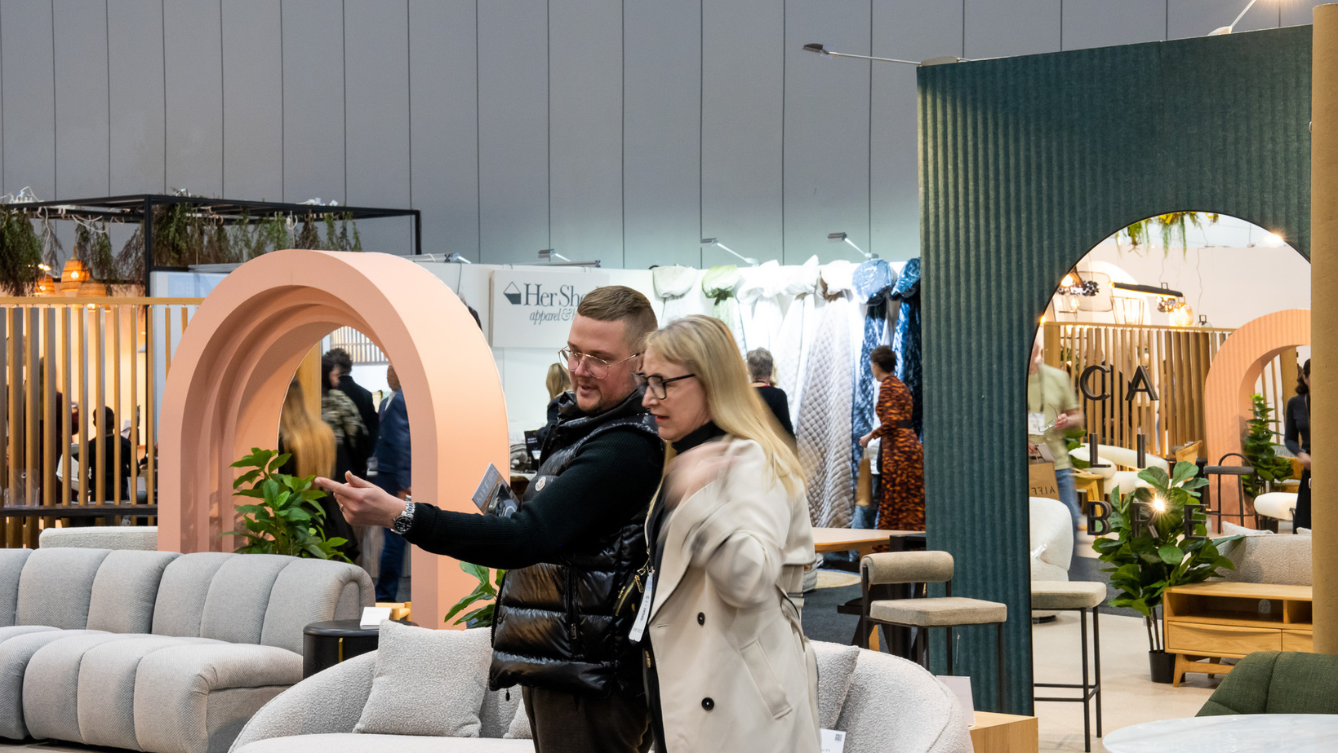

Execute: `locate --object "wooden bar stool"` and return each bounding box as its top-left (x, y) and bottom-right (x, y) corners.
top-left (859, 551), bottom-right (1009, 711)
top-left (1031, 580), bottom-right (1106, 752)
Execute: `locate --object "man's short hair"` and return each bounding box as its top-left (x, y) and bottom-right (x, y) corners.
top-left (326, 347), bottom-right (353, 372)
top-left (576, 286), bottom-right (658, 352)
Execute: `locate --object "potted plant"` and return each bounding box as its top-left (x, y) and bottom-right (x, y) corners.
top-left (222, 448), bottom-right (350, 561)
top-left (1242, 393), bottom-right (1293, 498)
top-left (1094, 462), bottom-right (1240, 682)
top-left (444, 562), bottom-right (505, 627)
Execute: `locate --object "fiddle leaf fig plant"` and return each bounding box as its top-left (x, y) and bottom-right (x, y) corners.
top-left (1094, 461), bottom-right (1240, 652)
top-left (444, 562), bottom-right (506, 627)
top-left (222, 448), bottom-right (350, 562)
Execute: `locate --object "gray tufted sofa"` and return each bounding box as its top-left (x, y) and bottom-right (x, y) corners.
top-left (0, 547), bottom-right (373, 753)
top-left (230, 637), bottom-right (973, 753)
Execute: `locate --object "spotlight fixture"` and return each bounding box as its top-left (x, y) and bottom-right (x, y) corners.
top-left (535, 249), bottom-right (601, 268)
top-left (827, 232), bottom-right (875, 260)
top-left (446, 252), bottom-right (472, 264)
top-left (700, 238), bottom-right (758, 266)
top-left (802, 43), bottom-right (962, 66)
top-left (1208, 0), bottom-right (1262, 35)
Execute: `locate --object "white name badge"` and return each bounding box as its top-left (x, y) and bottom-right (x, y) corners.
top-left (821, 729), bottom-right (847, 753)
top-left (628, 572), bottom-right (654, 643)
top-left (1028, 412), bottom-right (1048, 436)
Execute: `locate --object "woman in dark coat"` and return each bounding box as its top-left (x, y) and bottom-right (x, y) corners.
top-left (858, 346), bottom-right (925, 531)
top-left (1285, 359), bottom-right (1312, 531)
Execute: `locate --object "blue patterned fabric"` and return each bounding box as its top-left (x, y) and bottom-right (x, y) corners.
top-left (850, 260), bottom-right (896, 528)
top-left (892, 258), bottom-right (923, 437)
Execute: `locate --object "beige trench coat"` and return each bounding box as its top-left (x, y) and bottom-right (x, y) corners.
top-left (648, 439), bottom-right (820, 753)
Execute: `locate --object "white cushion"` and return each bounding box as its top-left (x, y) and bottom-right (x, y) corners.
top-left (503, 695), bottom-right (531, 740)
top-left (1029, 497), bottom-right (1074, 572)
top-left (812, 641), bottom-right (860, 729)
top-left (1069, 444), bottom-right (1168, 472)
top-left (237, 733), bottom-right (536, 752)
top-left (1253, 493), bottom-right (1298, 522)
top-left (355, 623), bottom-right (493, 737)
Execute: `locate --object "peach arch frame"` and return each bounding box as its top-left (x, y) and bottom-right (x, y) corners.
top-left (158, 249), bottom-right (509, 627)
top-left (1203, 308), bottom-right (1310, 524)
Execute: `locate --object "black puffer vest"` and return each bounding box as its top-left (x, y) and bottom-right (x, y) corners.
top-left (489, 390), bottom-right (662, 697)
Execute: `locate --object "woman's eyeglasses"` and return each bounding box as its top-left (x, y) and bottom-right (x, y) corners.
top-left (558, 347), bottom-right (640, 379)
top-left (634, 372), bottom-right (696, 400)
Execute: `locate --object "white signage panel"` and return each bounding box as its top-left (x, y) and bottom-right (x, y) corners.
top-left (490, 270), bottom-right (609, 349)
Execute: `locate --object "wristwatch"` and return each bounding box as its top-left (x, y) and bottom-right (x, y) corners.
top-left (391, 496), bottom-right (416, 535)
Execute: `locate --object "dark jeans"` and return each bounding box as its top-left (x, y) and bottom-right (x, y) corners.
top-left (376, 530), bottom-right (407, 602)
top-left (522, 685), bottom-right (652, 753)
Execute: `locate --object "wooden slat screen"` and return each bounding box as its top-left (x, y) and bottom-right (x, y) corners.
top-left (1046, 322), bottom-right (1234, 459)
top-left (0, 298), bottom-right (203, 544)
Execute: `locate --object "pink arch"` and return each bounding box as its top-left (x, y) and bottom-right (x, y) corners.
top-left (159, 250), bottom-right (509, 627)
top-left (1203, 309), bottom-right (1310, 525)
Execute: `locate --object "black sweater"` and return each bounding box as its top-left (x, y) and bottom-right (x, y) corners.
top-left (755, 385), bottom-right (795, 439)
top-left (1285, 393), bottom-right (1311, 456)
top-left (403, 428), bottom-right (663, 570)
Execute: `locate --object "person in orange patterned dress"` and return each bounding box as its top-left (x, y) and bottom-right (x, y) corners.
top-left (858, 346), bottom-right (925, 531)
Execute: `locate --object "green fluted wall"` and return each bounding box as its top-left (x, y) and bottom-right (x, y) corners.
top-left (917, 26), bottom-right (1312, 715)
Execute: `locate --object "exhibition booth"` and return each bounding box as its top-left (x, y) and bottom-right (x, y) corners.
top-left (0, 5), bottom-right (1330, 753)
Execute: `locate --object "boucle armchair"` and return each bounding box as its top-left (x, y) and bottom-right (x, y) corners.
top-left (0, 547), bottom-right (373, 753)
top-left (230, 635), bottom-right (973, 753)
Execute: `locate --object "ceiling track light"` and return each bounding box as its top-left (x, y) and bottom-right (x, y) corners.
top-left (538, 249), bottom-right (600, 268)
top-left (828, 232), bottom-right (876, 260)
top-left (802, 43), bottom-right (964, 66)
top-left (1209, 0), bottom-right (1259, 35)
top-left (700, 238), bottom-right (758, 266)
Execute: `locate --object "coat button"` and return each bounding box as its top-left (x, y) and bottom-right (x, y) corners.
top-left (702, 697), bottom-right (714, 711)
top-left (697, 612), bottom-right (705, 625)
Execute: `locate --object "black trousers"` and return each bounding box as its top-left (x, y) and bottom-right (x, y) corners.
top-left (1295, 469), bottom-right (1312, 531)
top-left (523, 685), bottom-right (653, 753)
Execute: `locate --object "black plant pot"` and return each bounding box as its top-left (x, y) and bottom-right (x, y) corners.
top-left (1149, 650), bottom-right (1176, 684)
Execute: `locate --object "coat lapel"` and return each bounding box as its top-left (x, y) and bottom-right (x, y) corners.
top-left (650, 488), bottom-right (700, 620)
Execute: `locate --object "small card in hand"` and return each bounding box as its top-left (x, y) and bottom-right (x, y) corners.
top-left (472, 463), bottom-right (519, 518)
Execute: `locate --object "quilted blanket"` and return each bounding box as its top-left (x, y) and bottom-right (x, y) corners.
top-left (797, 261), bottom-right (857, 529)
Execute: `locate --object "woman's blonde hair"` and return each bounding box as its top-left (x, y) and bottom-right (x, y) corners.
top-left (279, 380), bottom-right (336, 478)
top-left (644, 315), bottom-right (803, 495)
top-left (546, 362), bottom-right (571, 401)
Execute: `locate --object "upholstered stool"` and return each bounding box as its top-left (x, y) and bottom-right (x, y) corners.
top-left (859, 551), bottom-right (1008, 711)
top-left (1031, 580), bottom-right (1106, 752)
top-left (1254, 492), bottom-right (1298, 523)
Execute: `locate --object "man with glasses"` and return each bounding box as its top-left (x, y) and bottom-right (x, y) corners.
top-left (320, 285), bottom-right (663, 753)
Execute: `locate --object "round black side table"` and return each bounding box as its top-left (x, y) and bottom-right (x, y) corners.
top-left (302, 619), bottom-right (416, 678)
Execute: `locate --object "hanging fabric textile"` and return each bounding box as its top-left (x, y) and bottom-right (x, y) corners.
top-left (737, 260), bottom-right (785, 353)
top-left (849, 260), bottom-right (898, 528)
top-left (652, 265), bottom-right (701, 324)
top-left (774, 256), bottom-right (820, 425)
top-left (892, 258), bottom-right (924, 436)
top-left (701, 265), bottom-right (743, 346)
top-left (796, 260), bottom-right (858, 529)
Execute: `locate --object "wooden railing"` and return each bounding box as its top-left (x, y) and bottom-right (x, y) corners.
top-left (0, 297), bottom-right (202, 547)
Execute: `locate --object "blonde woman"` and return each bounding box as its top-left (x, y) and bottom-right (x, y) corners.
top-left (279, 380), bottom-right (357, 560)
top-left (637, 315), bottom-right (818, 753)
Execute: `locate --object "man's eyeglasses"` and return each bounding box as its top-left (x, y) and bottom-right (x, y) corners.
top-left (634, 372), bottom-right (696, 400)
top-left (558, 347), bottom-right (640, 379)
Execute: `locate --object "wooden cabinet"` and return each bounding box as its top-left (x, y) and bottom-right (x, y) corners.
top-left (1164, 582), bottom-right (1313, 687)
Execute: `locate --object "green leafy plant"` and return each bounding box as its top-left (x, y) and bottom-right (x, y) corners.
top-left (0, 210), bottom-right (44, 295)
top-left (222, 448), bottom-right (350, 562)
top-left (444, 562), bottom-right (506, 627)
top-left (1117, 212), bottom-right (1221, 257)
top-left (1242, 393), bottom-right (1293, 497)
top-left (1094, 462), bottom-right (1240, 653)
